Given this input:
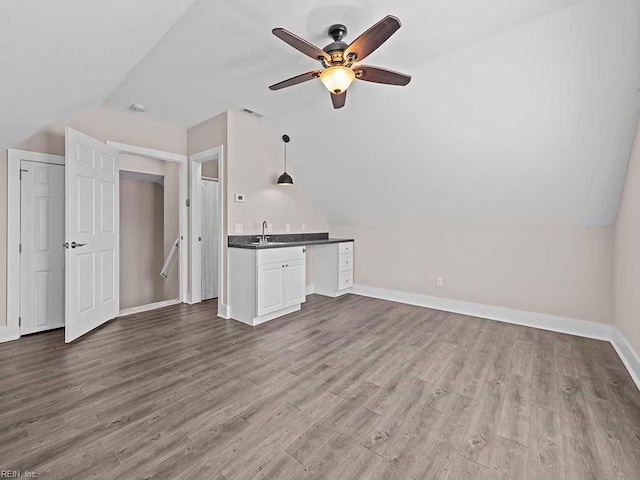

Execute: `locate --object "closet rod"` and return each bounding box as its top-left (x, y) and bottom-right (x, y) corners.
top-left (201, 176), bottom-right (219, 182)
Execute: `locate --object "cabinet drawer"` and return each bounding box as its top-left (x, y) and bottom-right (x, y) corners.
top-left (339, 253), bottom-right (353, 272)
top-left (337, 271), bottom-right (353, 290)
top-left (338, 242), bottom-right (353, 254)
top-left (257, 246), bottom-right (305, 266)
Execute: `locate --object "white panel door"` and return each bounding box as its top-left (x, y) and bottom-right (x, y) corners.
top-left (257, 262), bottom-right (285, 316)
top-left (284, 259), bottom-right (306, 307)
top-left (65, 128), bottom-right (119, 343)
top-left (20, 160), bottom-right (65, 334)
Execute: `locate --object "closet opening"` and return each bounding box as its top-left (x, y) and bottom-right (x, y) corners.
top-left (118, 154), bottom-right (181, 315)
top-left (200, 161), bottom-right (219, 302)
top-left (189, 145), bottom-right (224, 314)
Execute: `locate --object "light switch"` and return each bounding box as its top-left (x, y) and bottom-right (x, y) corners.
top-left (235, 193), bottom-right (245, 202)
top-left (286, 224), bottom-right (290, 232)
top-left (235, 223), bottom-right (243, 233)
top-left (301, 223), bottom-right (306, 232)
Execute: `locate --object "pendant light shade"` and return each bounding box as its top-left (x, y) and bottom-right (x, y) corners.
top-left (277, 171), bottom-right (294, 185)
top-left (319, 66), bottom-right (356, 94)
top-left (277, 134), bottom-right (293, 186)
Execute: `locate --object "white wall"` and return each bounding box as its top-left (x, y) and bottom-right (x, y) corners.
top-left (331, 225), bottom-right (614, 325)
top-left (614, 118), bottom-right (640, 355)
top-left (188, 111), bottom-right (328, 305)
top-left (0, 151), bottom-right (6, 329)
top-left (119, 178), bottom-right (165, 310)
top-left (268, 0), bottom-right (640, 228)
top-left (226, 111), bottom-right (327, 236)
top-left (119, 154), bottom-right (181, 304)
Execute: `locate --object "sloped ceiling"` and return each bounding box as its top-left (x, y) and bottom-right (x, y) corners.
top-left (0, 0), bottom-right (195, 151)
top-left (9, 0), bottom-right (640, 226)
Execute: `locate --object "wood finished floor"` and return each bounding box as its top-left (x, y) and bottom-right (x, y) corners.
top-left (1, 294), bottom-right (640, 479)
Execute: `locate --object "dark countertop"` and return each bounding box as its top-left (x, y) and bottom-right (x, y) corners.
top-left (228, 232), bottom-right (354, 250)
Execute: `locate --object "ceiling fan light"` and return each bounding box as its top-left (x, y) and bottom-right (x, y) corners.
top-left (320, 66), bottom-right (355, 94)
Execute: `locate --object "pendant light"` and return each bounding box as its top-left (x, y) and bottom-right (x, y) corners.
top-left (277, 134), bottom-right (294, 186)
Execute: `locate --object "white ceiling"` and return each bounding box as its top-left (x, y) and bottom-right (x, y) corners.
top-left (0, 0), bottom-right (195, 151)
top-left (105, 0), bottom-right (586, 128)
top-left (6, 0), bottom-right (640, 226)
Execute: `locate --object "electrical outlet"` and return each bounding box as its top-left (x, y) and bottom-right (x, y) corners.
top-left (436, 277), bottom-right (443, 287)
top-left (235, 223), bottom-right (243, 234)
top-left (286, 224), bottom-right (290, 233)
top-left (267, 223), bottom-right (273, 233)
top-left (301, 223), bottom-right (306, 232)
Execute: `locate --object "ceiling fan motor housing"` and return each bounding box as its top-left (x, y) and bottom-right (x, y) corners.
top-left (323, 24), bottom-right (349, 63)
top-left (327, 24), bottom-right (347, 42)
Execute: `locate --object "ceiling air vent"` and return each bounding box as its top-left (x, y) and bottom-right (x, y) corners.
top-left (239, 108), bottom-right (264, 119)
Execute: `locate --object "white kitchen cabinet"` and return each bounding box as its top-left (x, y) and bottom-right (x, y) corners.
top-left (229, 246), bottom-right (306, 325)
top-left (313, 241), bottom-right (354, 297)
top-left (257, 262), bottom-right (285, 316)
top-left (283, 259), bottom-right (306, 307)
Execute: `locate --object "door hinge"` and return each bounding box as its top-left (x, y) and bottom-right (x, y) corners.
top-left (19, 243), bottom-right (21, 254)
top-left (186, 199), bottom-right (190, 207)
top-left (18, 317), bottom-right (21, 327)
top-left (19, 168), bottom-right (28, 180)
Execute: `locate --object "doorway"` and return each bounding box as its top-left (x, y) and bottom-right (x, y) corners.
top-left (119, 169), bottom-right (172, 313)
top-left (189, 146), bottom-right (224, 314)
top-left (200, 177), bottom-right (219, 301)
top-left (108, 141), bottom-right (189, 308)
top-left (16, 155), bottom-right (65, 335)
top-left (6, 139), bottom-right (189, 343)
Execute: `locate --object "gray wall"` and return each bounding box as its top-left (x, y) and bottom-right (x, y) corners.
top-left (119, 178), bottom-right (165, 310)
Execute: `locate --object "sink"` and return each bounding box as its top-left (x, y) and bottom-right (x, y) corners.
top-left (250, 241), bottom-right (289, 246)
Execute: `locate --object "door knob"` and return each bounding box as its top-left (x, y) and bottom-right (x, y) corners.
top-left (71, 241), bottom-right (87, 249)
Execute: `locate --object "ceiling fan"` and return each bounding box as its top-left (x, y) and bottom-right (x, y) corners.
top-left (269, 15), bottom-right (411, 109)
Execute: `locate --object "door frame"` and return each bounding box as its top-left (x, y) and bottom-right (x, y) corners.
top-left (189, 145), bottom-right (226, 316)
top-left (106, 141), bottom-right (189, 305)
top-left (6, 143), bottom-right (189, 344)
top-left (7, 149), bottom-right (66, 342)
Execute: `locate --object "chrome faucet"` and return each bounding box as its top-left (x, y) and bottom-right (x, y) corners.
top-left (261, 220), bottom-right (268, 243)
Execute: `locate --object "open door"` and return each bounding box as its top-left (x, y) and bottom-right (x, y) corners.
top-left (65, 128), bottom-right (119, 342)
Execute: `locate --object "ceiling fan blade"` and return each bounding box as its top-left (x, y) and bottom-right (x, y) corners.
top-left (272, 28), bottom-right (331, 63)
top-left (354, 65), bottom-right (411, 86)
top-left (269, 71), bottom-right (321, 91)
top-left (331, 91), bottom-right (347, 109)
top-left (344, 15), bottom-right (401, 62)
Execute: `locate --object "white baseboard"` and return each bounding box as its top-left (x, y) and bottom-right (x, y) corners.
top-left (306, 284), bottom-right (315, 295)
top-left (118, 298), bottom-right (181, 317)
top-left (351, 285), bottom-right (612, 341)
top-left (611, 327), bottom-right (640, 392)
top-left (0, 324), bottom-right (20, 344)
top-left (217, 303), bottom-right (230, 319)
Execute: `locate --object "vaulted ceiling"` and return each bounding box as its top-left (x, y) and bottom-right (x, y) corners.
top-left (3, 0), bottom-right (640, 226)
top-left (0, 0), bottom-right (196, 150)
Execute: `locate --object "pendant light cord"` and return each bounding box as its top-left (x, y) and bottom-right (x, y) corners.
top-left (284, 141), bottom-right (287, 172)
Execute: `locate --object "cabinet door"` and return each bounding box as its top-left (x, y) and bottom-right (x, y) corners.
top-left (284, 259), bottom-right (306, 307)
top-left (257, 262), bottom-right (285, 316)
